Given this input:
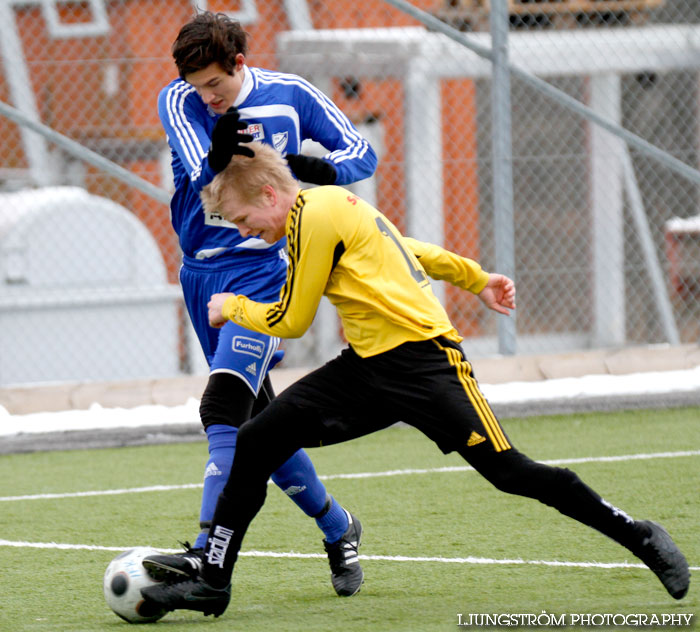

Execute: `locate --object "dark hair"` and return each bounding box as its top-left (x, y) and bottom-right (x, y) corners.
top-left (172, 12), bottom-right (248, 79)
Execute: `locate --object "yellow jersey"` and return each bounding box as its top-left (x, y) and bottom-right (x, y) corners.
top-left (222, 186), bottom-right (490, 358)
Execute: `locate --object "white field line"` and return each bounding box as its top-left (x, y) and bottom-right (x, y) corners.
top-left (0, 539), bottom-right (698, 572)
top-left (1, 449), bottom-right (698, 503)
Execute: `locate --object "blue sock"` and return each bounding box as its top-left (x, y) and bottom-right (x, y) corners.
top-left (270, 449), bottom-right (349, 541)
top-left (315, 496), bottom-right (349, 543)
top-left (194, 424), bottom-right (237, 550)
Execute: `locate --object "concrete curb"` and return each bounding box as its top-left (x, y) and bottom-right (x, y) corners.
top-left (2, 344), bottom-right (699, 416)
top-left (3, 388), bottom-right (700, 455)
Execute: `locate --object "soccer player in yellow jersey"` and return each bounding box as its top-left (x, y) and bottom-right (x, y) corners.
top-left (142, 143), bottom-right (689, 617)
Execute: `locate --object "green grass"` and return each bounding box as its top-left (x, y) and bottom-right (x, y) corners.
top-left (0, 407), bottom-right (698, 631)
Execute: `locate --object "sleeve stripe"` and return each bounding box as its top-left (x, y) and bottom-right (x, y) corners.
top-left (254, 69), bottom-right (367, 162)
top-left (164, 82), bottom-right (207, 176)
top-left (265, 193), bottom-right (304, 327)
top-left (327, 139), bottom-right (371, 164)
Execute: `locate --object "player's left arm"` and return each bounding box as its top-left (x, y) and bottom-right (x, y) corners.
top-left (475, 273), bottom-right (516, 316)
top-left (403, 237), bottom-right (490, 292)
top-left (285, 78), bottom-right (377, 186)
top-left (403, 237), bottom-right (515, 315)
top-left (209, 200), bottom-right (340, 336)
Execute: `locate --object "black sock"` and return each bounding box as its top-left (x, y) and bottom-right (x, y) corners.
top-left (464, 447), bottom-right (645, 551)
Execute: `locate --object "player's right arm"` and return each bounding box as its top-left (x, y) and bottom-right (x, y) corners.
top-left (157, 81), bottom-right (217, 193)
top-left (210, 192), bottom-right (341, 337)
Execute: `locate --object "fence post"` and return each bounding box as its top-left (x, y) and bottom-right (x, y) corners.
top-left (490, 0), bottom-right (517, 355)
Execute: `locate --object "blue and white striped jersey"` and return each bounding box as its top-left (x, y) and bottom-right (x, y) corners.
top-left (158, 66), bottom-right (378, 262)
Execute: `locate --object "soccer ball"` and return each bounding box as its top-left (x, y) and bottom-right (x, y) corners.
top-left (103, 547), bottom-right (168, 623)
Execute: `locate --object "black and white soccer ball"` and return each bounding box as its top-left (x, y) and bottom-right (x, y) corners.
top-left (103, 547), bottom-right (167, 623)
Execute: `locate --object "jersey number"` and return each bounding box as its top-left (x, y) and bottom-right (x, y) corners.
top-left (375, 217), bottom-right (429, 287)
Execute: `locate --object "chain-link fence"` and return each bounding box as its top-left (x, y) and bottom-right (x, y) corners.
top-left (1, 0), bottom-right (699, 386)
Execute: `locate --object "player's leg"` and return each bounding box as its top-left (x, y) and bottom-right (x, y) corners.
top-left (142, 259), bottom-right (253, 579)
top-left (143, 365), bottom-right (357, 591)
top-left (255, 374), bottom-right (353, 547)
top-left (207, 254), bottom-right (355, 558)
top-left (209, 324), bottom-right (358, 595)
top-left (195, 372), bottom-right (251, 549)
top-left (141, 398), bottom-right (309, 616)
top-left (145, 316), bottom-right (359, 593)
top-left (254, 365), bottom-right (364, 597)
top-left (194, 352), bottom-right (396, 595)
top-left (411, 337), bottom-right (689, 600)
top-left (141, 352), bottom-right (388, 613)
top-left (141, 370), bottom-right (252, 581)
top-left (174, 369), bottom-right (349, 547)
top-left (209, 325), bottom-right (361, 595)
top-left (462, 445), bottom-right (689, 598)
top-left (202, 399), bottom-right (329, 587)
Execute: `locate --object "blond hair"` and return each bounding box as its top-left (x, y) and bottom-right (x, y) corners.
top-left (201, 141), bottom-right (297, 214)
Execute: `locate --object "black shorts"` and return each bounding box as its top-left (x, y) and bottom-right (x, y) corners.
top-left (274, 336), bottom-right (512, 455)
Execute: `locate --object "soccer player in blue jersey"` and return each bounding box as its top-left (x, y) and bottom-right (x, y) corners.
top-left (141, 11), bottom-right (377, 597)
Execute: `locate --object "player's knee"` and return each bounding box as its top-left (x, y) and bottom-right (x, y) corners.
top-left (499, 466), bottom-right (578, 499)
top-left (477, 449), bottom-right (579, 499)
top-left (236, 401), bottom-right (302, 466)
top-left (486, 466), bottom-right (530, 495)
top-left (235, 417), bottom-right (268, 451)
top-left (200, 372), bottom-right (254, 430)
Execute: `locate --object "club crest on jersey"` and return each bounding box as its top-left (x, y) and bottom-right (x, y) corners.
top-left (272, 131), bottom-right (288, 153)
top-left (244, 123), bottom-right (265, 141)
top-left (232, 336), bottom-right (265, 359)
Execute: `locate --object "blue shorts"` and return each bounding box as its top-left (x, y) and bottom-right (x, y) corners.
top-left (180, 249), bottom-right (288, 394)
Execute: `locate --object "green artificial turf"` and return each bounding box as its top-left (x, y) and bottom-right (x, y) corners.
top-left (0, 407), bottom-right (697, 631)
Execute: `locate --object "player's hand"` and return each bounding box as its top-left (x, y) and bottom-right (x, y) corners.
top-left (477, 274), bottom-right (515, 316)
top-left (208, 107), bottom-right (255, 172)
top-left (286, 154), bottom-right (337, 185)
top-left (208, 292), bottom-right (235, 328)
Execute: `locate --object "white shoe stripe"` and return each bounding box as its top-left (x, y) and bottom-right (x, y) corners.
top-left (187, 557), bottom-right (203, 571)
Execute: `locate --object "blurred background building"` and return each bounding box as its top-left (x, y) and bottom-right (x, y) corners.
top-left (1, 0), bottom-right (699, 386)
